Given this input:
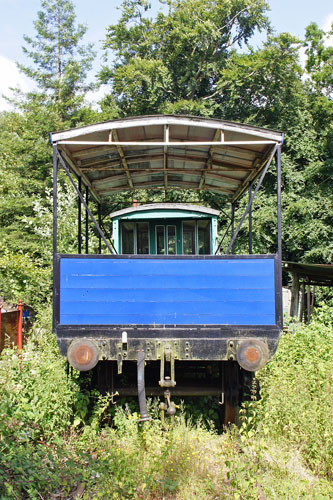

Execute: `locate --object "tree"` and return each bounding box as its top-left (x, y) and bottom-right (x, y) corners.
top-left (304, 21), bottom-right (333, 100)
top-left (100, 0), bottom-right (270, 116)
top-left (18, 0), bottom-right (95, 122)
top-left (0, 1), bottom-right (100, 308)
top-left (99, 2), bottom-right (333, 264)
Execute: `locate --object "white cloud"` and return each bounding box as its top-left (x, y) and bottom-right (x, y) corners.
top-left (85, 84), bottom-right (109, 110)
top-left (0, 55), bottom-right (33, 111)
top-left (322, 13), bottom-right (333, 47)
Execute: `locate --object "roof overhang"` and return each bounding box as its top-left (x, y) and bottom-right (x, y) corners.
top-left (284, 261), bottom-right (333, 287)
top-left (51, 115), bottom-right (283, 203)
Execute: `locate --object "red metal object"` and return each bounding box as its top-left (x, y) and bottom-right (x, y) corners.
top-left (17, 300), bottom-right (23, 350)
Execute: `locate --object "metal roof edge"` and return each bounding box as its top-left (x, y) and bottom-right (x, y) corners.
top-left (51, 115), bottom-right (284, 143)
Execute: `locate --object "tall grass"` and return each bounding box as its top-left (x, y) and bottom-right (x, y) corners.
top-left (0, 304), bottom-right (332, 499)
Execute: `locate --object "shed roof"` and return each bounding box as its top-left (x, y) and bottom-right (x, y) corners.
top-left (284, 262), bottom-right (333, 287)
top-left (51, 115), bottom-right (283, 203)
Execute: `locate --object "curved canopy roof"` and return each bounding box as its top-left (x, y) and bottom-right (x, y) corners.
top-left (109, 203), bottom-right (219, 220)
top-left (51, 115), bottom-right (283, 203)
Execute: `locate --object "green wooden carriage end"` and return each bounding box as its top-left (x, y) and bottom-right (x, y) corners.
top-left (110, 203), bottom-right (219, 255)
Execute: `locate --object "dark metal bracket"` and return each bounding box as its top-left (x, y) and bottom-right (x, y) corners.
top-left (159, 343), bottom-right (176, 388)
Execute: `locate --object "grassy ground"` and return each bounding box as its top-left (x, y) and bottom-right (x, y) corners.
top-left (0, 303), bottom-right (332, 499)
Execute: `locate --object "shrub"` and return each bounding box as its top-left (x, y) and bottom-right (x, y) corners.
top-left (247, 302), bottom-right (333, 478)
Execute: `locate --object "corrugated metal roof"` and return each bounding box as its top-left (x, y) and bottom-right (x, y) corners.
top-left (51, 115), bottom-right (283, 202)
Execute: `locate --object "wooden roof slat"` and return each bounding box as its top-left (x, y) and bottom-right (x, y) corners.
top-left (92, 169), bottom-right (242, 190)
top-left (198, 129), bottom-right (222, 190)
top-left (112, 129), bottom-right (133, 189)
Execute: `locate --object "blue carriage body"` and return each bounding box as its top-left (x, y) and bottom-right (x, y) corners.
top-left (59, 256), bottom-right (278, 327)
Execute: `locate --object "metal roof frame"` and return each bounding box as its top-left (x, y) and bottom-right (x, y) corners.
top-left (51, 115), bottom-right (283, 263)
top-left (51, 115), bottom-right (283, 202)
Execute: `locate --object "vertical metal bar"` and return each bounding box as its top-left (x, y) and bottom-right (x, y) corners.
top-left (290, 273), bottom-right (300, 318)
top-left (248, 182), bottom-right (253, 254)
top-left (53, 146), bottom-right (58, 333)
top-left (276, 145), bottom-right (282, 259)
top-left (137, 350), bottom-right (150, 422)
top-left (98, 203), bottom-right (102, 254)
top-left (231, 203), bottom-right (235, 254)
top-left (311, 286), bottom-right (315, 312)
top-left (307, 283), bottom-right (311, 323)
top-left (276, 145), bottom-right (283, 327)
top-left (85, 185), bottom-right (89, 254)
top-left (300, 283), bottom-right (305, 322)
top-left (53, 146), bottom-right (58, 258)
top-left (17, 299), bottom-right (23, 350)
top-left (78, 176), bottom-right (82, 254)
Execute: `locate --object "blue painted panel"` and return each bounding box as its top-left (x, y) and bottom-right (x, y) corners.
top-left (61, 259), bottom-right (274, 277)
top-left (61, 287), bottom-right (274, 303)
top-left (60, 257), bottom-right (276, 326)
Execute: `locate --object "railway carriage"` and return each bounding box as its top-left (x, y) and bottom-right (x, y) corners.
top-left (51, 115), bottom-right (283, 423)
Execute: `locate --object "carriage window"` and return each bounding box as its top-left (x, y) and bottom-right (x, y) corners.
top-left (156, 225), bottom-right (165, 254)
top-left (137, 222), bottom-right (149, 254)
top-left (122, 221), bottom-right (135, 254)
top-left (183, 221), bottom-right (196, 254)
top-left (167, 226), bottom-right (176, 255)
top-left (198, 220), bottom-right (211, 255)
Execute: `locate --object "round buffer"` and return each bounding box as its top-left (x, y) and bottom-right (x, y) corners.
top-left (67, 338), bottom-right (99, 371)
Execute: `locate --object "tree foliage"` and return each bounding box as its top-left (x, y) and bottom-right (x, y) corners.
top-left (0, 0), bottom-right (332, 309)
top-left (99, 2), bottom-right (332, 264)
top-left (100, 0), bottom-right (270, 116)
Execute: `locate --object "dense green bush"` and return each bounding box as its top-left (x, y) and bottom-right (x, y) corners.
top-left (246, 302), bottom-right (333, 479)
top-left (0, 245), bottom-right (51, 310)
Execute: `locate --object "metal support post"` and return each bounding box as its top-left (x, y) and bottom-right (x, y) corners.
top-left (98, 203), bottom-right (102, 254)
top-left (53, 146), bottom-right (58, 333)
top-left (249, 182), bottom-right (252, 254)
top-left (300, 283), bottom-right (305, 322)
top-left (276, 146), bottom-right (283, 327)
top-left (231, 203), bottom-right (235, 254)
top-left (78, 176), bottom-right (82, 254)
top-left (17, 300), bottom-right (23, 350)
top-left (276, 146), bottom-right (282, 260)
top-left (85, 185), bottom-right (89, 254)
top-left (290, 273), bottom-right (300, 317)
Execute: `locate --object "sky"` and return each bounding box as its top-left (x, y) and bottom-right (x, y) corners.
top-left (0, 0), bottom-right (332, 111)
